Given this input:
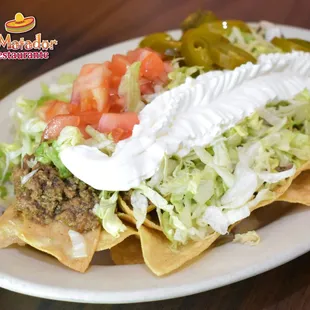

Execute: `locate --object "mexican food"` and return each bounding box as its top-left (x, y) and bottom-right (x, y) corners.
top-left (1, 10), bottom-right (310, 276)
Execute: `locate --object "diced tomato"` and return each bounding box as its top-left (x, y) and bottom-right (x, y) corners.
top-left (37, 100), bottom-right (70, 122)
top-left (79, 63), bottom-right (100, 76)
top-left (110, 75), bottom-right (122, 89)
top-left (127, 48), bottom-right (145, 63)
top-left (139, 78), bottom-right (154, 95)
top-left (115, 97), bottom-right (126, 109)
top-left (127, 47), bottom-right (157, 63)
top-left (46, 101), bottom-right (70, 121)
top-left (140, 52), bottom-right (165, 81)
top-left (77, 110), bottom-right (103, 126)
top-left (37, 101), bottom-right (54, 121)
top-left (111, 128), bottom-right (132, 142)
top-left (78, 125), bottom-right (91, 139)
top-left (71, 63), bottom-right (111, 113)
top-left (103, 61), bottom-right (111, 69)
top-left (110, 54), bottom-right (130, 76)
top-left (109, 94), bottom-right (126, 113)
top-left (43, 115), bottom-right (80, 140)
top-left (164, 61), bottom-right (173, 74)
top-left (68, 103), bottom-right (80, 114)
top-left (69, 103), bottom-right (103, 126)
top-left (80, 90), bottom-right (93, 112)
top-left (60, 48), bottom-right (172, 143)
top-left (92, 84), bottom-right (110, 112)
top-left (111, 86), bottom-right (120, 94)
top-left (98, 112), bottom-right (139, 141)
top-left (109, 104), bottom-right (123, 113)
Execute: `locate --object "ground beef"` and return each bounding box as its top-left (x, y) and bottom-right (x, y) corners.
top-left (12, 156), bottom-right (100, 233)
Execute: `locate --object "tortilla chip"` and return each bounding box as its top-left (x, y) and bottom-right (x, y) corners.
top-left (0, 206), bottom-right (100, 273)
top-left (139, 226), bottom-right (219, 276)
top-left (118, 197), bottom-right (162, 231)
top-left (1, 161), bottom-right (308, 276)
top-left (96, 225), bottom-right (138, 251)
top-left (277, 170), bottom-right (310, 205)
top-left (96, 214), bottom-right (143, 264)
top-left (117, 212), bottom-right (138, 226)
top-left (110, 235), bottom-right (144, 265)
top-left (215, 200), bottom-right (294, 245)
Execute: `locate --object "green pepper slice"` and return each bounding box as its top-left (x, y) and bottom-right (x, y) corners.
top-left (199, 20), bottom-right (251, 35)
top-left (139, 33), bottom-right (181, 56)
top-left (181, 28), bottom-right (229, 69)
top-left (181, 27), bottom-right (255, 70)
top-left (181, 10), bottom-right (218, 32)
top-left (287, 38), bottom-right (310, 51)
top-left (209, 42), bottom-right (256, 70)
top-left (271, 37), bottom-right (310, 52)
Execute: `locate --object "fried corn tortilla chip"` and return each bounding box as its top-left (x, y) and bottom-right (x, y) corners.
top-left (116, 161), bottom-right (310, 276)
top-left (96, 213), bottom-right (143, 264)
top-left (1, 163), bottom-right (309, 276)
top-left (118, 197), bottom-right (162, 231)
top-left (139, 226), bottom-right (220, 276)
top-left (117, 212), bottom-right (138, 226)
top-left (215, 201), bottom-right (293, 246)
top-left (96, 224), bottom-right (138, 251)
top-left (110, 235), bottom-right (144, 265)
top-left (0, 206), bottom-right (100, 272)
top-left (277, 170), bottom-right (310, 205)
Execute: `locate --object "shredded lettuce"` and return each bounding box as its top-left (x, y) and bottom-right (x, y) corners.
top-left (0, 74), bottom-right (77, 202)
top-left (85, 126), bottom-right (116, 155)
top-left (118, 61), bottom-right (144, 112)
top-left (39, 73), bottom-right (75, 105)
top-left (10, 96), bottom-right (47, 159)
top-left (57, 73), bottom-right (77, 86)
top-left (68, 230), bottom-right (87, 258)
top-left (228, 26), bottom-right (282, 57)
top-left (167, 63), bottom-right (204, 89)
top-left (137, 183), bottom-right (173, 213)
top-left (35, 142), bottom-right (71, 178)
top-left (131, 189), bottom-right (148, 229)
top-left (34, 126), bottom-right (84, 178)
top-left (128, 90), bottom-right (310, 244)
top-left (0, 93), bottom-right (45, 200)
top-left (54, 126), bottom-right (84, 152)
top-left (93, 191), bottom-right (126, 237)
top-left (0, 143), bottom-right (21, 200)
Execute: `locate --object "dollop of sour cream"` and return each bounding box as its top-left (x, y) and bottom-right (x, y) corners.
top-left (60, 52), bottom-right (310, 191)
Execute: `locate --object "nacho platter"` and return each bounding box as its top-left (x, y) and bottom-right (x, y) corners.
top-left (0, 13), bottom-right (308, 302)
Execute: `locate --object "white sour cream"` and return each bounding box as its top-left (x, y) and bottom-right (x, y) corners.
top-left (60, 52), bottom-right (310, 191)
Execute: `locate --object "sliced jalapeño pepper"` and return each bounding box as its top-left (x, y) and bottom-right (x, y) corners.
top-left (181, 28), bottom-right (256, 70)
top-left (199, 20), bottom-right (251, 36)
top-left (287, 38), bottom-right (310, 51)
top-left (181, 28), bottom-right (229, 69)
top-left (271, 37), bottom-right (310, 52)
top-left (139, 33), bottom-right (181, 57)
top-left (209, 42), bottom-right (256, 70)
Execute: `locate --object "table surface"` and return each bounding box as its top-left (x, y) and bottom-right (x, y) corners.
top-left (1, 0), bottom-right (310, 309)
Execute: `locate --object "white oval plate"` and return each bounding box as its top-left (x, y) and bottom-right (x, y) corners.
top-left (0, 25), bottom-right (310, 304)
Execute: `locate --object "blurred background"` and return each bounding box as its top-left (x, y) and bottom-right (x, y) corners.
top-left (0, 0), bottom-right (309, 99)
